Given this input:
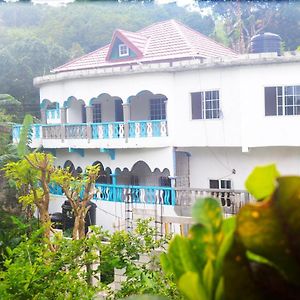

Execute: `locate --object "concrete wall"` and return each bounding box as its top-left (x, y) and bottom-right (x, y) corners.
top-left (39, 61), bottom-right (300, 149)
top-left (180, 146), bottom-right (300, 190)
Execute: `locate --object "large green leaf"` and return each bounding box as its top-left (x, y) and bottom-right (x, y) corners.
top-left (245, 164), bottom-right (280, 200)
top-left (192, 198), bottom-right (222, 233)
top-left (165, 235), bottom-right (196, 281)
top-left (237, 194), bottom-right (300, 284)
top-left (215, 217), bottom-right (236, 277)
top-left (178, 272), bottom-right (208, 300)
top-left (275, 176), bottom-right (300, 256)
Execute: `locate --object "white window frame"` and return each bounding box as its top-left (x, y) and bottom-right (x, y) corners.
top-left (276, 85), bottom-right (300, 116)
top-left (119, 44), bottom-right (129, 57)
top-left (191, 90), bottom-right (220, 120)
top-left (209, 179), bottom-right (232, 190)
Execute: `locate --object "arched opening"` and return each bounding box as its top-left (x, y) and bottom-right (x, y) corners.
top-left (64, 96), bottom-right (86, 124)
top-left (116, 161), bottom-right (170, 187)
top-left (90, 94), bottom-right (124, 123)
top-left (41, 99), bottom-right (60, 124)
top-left (92, 161), bottom-right (112, 184)
top-left (128, 90), bottom-right (167, 121)
top-left (63, 160), bottom-right (76, 177)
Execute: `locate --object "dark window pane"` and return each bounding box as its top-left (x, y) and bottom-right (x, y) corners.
top-left (285, 86), bottom-right (293, 95)
top-left (295, 86), bottom-right (300, 94)
top-left (285, 106), bottom-right (294, 115)
top-left (277, 87), bottom-right (282, 96)
top-left (115, 99), bottom-right (124, 122)
top-left (278, 106), bottom-right (283, 115)
top-left (295, 106), bottom-right (300, 115)
top-left (209, 180), bottom-right (219, 189)
top-left (206, 110), bottom-right (212, 119)
top-left (285, 96), bottom-right (294, 106)
top-left (278, 96), bottom-right (282, 106)
top-left (191, 92), bottom-right (203, 119)
top-left (265, 87), bottom-right (277, 116)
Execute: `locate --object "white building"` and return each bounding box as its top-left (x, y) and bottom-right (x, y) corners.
top-left (13, 19), bottom-right (300, 230)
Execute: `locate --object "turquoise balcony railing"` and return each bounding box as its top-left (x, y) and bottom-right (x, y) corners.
top-left (46, 109), bottom-right (60, 120)
top-left (13, 120), bottom-right (168, 141)
top-left (94, 183), bottom-right (175, 205)
top-left (91, 122), bottom-right (125, 139)
top-left (12, 124), bottom-right (41, 141)
top-left (128, 120), bottom-right (167, 138)
top-left (49, 182), bottom-right (175, 206)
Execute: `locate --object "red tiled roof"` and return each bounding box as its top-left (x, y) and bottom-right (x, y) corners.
top-left (52, 19), bottom-right (237, 73)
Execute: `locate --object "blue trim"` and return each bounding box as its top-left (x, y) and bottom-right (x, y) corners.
top-left (100, 148), bottom-right (115, 160)
top-left (49, 182), bottom-right (176, 206)
top-left (69, 148), bottom-right (85, 157)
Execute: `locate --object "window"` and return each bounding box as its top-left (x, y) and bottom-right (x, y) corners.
top-left (209, 179), bottom-right (231, 190)
top-left (209, 179), bottom-right (232, 207)
top-left (150, 98), bottom-right (166, 120)
top-left (92, 103), bottom-right (101, 123)
top-left (119, 44), bottom-right (129, 57)
top-left (265, 85), bottom-right (300, 116)
top-left (191, 90), bottom-right (220, 119)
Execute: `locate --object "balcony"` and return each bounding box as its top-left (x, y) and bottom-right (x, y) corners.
top-left (12, 120), bottom-right (168, 146)
top-left (49, 182), bottom-right (252, 215)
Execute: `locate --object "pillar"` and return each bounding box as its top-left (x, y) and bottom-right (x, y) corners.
top-left (60, 107), bottom-right (67, 142)
top-left (86, 106), bottom-right (93, 141)
top-left (123, 102), bottom-right (131, 142)
top-left (40, 108), bottom-right (47, 124)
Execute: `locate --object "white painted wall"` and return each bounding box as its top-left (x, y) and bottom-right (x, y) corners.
top-left (39, 60), bottom-right (300, 148)
top-left (67, 99), bottom-right (83, 123)
top-left (181, 146), bottom-right (300, 190)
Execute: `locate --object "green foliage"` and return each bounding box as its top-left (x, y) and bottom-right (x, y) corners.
top-left (224, 174), bottom-right (300, 300)
top-left (0, 209), bottom-right (38, 270)
top-left (17, 114), bottom-right (33, 158)
top-left (161, 198), bottom-right (235, 300)
top-left (160, 166), bottom-right (300, 300)
top-left (0, 228), bottom-right (98, 300)
top-left (245, 164), bottom-right (280, 200)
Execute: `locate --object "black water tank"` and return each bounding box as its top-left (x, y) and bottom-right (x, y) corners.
top-left (62, 200), bottom-right (97, 233)
top-left (250, 32), bottom-right (282, 55)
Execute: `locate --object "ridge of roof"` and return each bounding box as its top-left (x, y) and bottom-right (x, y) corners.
top-left (173, 19), bottom-right (237, 56)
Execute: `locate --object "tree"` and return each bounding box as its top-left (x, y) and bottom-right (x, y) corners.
top-left (52, 164), bottom-right (100, 240)
top-left (3, 152), bottom-right (55, 249)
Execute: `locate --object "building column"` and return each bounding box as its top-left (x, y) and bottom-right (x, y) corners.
top-left (40, 108), bottom-right (47, 124)
top-left (60, 107), bottom-right (67, 142)
top-left (86, 106), bottom-right (93, 141)
top-left (110, 172), bottom-right (118, 201)
top-left (123, 102), bottom-right (131, 142)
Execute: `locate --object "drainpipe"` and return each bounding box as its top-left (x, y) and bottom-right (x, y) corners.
top-left (86, 106), bottom-right (93, 142)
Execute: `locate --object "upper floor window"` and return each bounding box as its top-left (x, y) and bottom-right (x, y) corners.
top-left (150, 98), bottom-right (166, 120)
top-left (119, 44), bottom-right (129, 57)
top-left (92, 103), bottom-right (101, 123)
top-left (191, 90), bottom-right (220, 120)
top-left (265, 85), bottom-right (300, 116)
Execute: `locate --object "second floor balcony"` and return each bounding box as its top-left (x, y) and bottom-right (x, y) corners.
top-left (13, 91), bottom-right (169, 148)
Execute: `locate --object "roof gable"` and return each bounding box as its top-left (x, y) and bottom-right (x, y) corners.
top-left (105, 30), bottom-right (144, 62)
